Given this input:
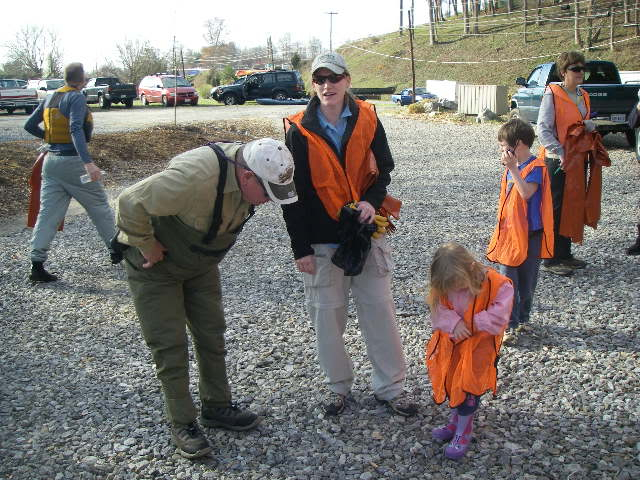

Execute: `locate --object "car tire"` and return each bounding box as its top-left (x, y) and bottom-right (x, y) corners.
top-left (24, 106), bottom-right (34, 115)
top-left (191, 100), bottom-right (198, 106)
top-left (162, 96), bottom-right (170, 107)
top-left (98, 95), bottom-right (109, 109)
top-left (625, 129), bottom-right (636, 148)
top-left (7, 108), bottom-right (15, 114)
top-left (123, 98), bottom-right (133, 108)
top-left (223, 93), bottom-right (237, 105)
top-left (273, 91), bottom-right (287, 101)
top-left (140, 94), bottom-right (148, 106)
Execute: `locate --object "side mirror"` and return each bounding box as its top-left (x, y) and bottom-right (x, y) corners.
top-left (40, 87), bottom-right (47, 91)
top-left (515, 77), bottom-right (527, 87)
top-left (156, 84), bottom-right (162, 88)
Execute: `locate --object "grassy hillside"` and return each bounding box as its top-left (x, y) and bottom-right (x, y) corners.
top-left (301, 2), bottom-right (640, 93)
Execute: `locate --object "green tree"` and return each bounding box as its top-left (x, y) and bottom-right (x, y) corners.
top-left (219, 65), bottom-right (236, 85)
top-left (206, 68), bottom-right (220, 86)
top-left (291, 52), bottom-right (301, 71)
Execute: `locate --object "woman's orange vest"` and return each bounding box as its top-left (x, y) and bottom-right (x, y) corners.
top-left (486, 156), bottom-right (554, 266)
top-left (425, 269), bottom-right (511, 408)
top-left (286, 100), bottom-right (379, 221)
top-left (544, 83), bottom-right (590, 146)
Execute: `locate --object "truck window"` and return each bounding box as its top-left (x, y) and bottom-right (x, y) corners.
top-left (527, 67), bottom-right (543, 87)
top-left (584, 64), bottom-right (619, 84)
top-left (276, 73), bottom-right (294, 82)
top-left (262, 73), bottom-right (275, 84)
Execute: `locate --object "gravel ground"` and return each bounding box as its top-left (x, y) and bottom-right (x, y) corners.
top-left (1, 117), bottom-right (639, 480)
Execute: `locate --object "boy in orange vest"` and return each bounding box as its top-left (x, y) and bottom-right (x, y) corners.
top-left (486, 119), bottom-right (554, 341)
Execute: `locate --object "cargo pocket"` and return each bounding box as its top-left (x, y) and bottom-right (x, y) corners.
top-left (370, 240), bottom-right (394, 277)
top-left (303, 249), bottom-right (342, 308)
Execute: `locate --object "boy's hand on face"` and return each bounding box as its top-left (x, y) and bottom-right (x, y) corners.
top-left (501, 150), bottom-right (518, 171)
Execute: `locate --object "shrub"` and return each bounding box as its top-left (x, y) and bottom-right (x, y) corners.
top-left (407, 102), bottom-right (426, 114)
top-left (197, 84), bottom-right (213, 99)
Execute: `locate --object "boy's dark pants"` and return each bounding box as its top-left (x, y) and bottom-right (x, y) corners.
top-left (499, 230), bottom-right (542, 328)
top-left (124, 248), bottom-right (231, 425)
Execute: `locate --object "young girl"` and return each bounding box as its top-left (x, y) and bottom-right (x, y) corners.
top-left (425, 242), bottom-right (514, 460)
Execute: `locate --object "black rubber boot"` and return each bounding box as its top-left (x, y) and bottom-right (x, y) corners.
top-left (30, 262), bottom-right (58, 282)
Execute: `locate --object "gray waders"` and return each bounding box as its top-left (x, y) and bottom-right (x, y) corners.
top-left (124, 145), bottom-right (254, 425)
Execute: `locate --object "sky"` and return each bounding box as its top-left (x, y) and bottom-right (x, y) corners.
top-left (0, 1), bottom-right (428, 71)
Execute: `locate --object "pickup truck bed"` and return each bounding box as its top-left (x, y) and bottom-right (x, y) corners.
top-left (0, 86), bottom-right (39, 115)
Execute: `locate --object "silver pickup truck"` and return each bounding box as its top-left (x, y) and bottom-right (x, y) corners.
top-left (0, 79), bottom-right (39, 115)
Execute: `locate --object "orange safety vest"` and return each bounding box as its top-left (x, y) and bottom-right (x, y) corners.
top-left (425, 268), bottom-right (512, 408)
top-left (486, 156), bottom-right (554, 266)
top-left (286, 100), bottom-right (382, 221)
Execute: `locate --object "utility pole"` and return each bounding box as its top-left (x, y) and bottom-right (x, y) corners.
top-left (267, 36), bottom-right (274, 69)
top-left (400, 0), bottom-right (403, 35)
top-left (326, 11), bottom-right (338, 51)
top-left (408, 10), bottom-right (416, 105)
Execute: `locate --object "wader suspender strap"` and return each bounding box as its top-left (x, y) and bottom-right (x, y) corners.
top-left (202, 143), bottom-right (230, 244)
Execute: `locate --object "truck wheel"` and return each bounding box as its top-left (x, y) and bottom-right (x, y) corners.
top-left (625, 129), bottom-right (637, 148)
top-left (162, 96), bottom-right (170, 107)
top-left (7, 108), bottom-right (15, 114)
top-left (24, 106), bottom-right (34, 114)
top-left (140, 94), bottom-right (149, 106)
top-left (98, 95), bottom-right (111, 109)
top-left (223, 93), bottom-right (237, 105)
top-left (273, 91), bottom-right (287, 101)
top-left (124, 98), bottom-right (134, 108)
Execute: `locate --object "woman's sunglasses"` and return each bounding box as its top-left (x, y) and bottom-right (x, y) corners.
top-left (312, 73), bottom-right (346, 85)
top-left (567, 65), bottom-right (586, 73)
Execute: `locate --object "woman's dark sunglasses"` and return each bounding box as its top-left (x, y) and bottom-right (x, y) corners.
top-left (312, 74), bottom-right (346, 85)
top-left (567, 65), bottom-right (585, 72)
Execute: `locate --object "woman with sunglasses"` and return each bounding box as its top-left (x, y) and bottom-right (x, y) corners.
top-left (537, 50), bottom-right (599, 276)
top-left (281, 52), bottom-right (416, 418)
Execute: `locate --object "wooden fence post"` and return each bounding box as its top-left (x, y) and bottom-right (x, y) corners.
top-left (610, 10), bottom-right (614, 51)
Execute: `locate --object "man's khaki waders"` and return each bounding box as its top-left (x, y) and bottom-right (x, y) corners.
top-left (124, 149), bottom-right (252, 425)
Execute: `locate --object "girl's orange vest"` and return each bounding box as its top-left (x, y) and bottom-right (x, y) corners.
top-left (286, 100), bottom-right (379, 221)
top-left (425, 268), bottom-right (512, 408)
top-left (486, 156), bottom-right (554, 266)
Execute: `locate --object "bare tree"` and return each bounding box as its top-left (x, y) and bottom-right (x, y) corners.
top-left (116, 39), bottom-right (167, 86)
top-left (5, 25), bottom-right (48, 78)
top-left (89, 60), bottom-right (124, 79)
top-left (44, 30), bottom-right (63, 78)
top-left (203, 18), bottom-right (226, 47)
top-left (426, 0), bottom-right (437, 44)
top-left (574, 0), bottom-right (582, 46)
top-left (473, 0), bottom-right (480, 34)
top-left (278, 33), bottom-right (292, 68)
top-left (307, 37), bottom-right (323, 59)
top-left (462, 0), bottom-right (470, 35)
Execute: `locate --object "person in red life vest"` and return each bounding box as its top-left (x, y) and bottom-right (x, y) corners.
top-left (281, 52), bottom-right (416, 417)
top-left (486, 119), bottom-right (554, 342)
top-left (425, 242), bottom-right (514, 460)
top-left (537, 51), bottom-right (607, 276)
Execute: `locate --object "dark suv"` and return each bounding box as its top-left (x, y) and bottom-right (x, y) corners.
top-left (211, 70), bottom-right (305, 105)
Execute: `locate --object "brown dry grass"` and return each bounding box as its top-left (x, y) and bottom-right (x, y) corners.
top-left (0, 120), bottom-right (279, 219)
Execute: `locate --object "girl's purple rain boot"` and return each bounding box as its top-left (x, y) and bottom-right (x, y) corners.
top-left (444, 414), bottom-right (473, 460)
top-left (431, 411), bottom-right (458, 442)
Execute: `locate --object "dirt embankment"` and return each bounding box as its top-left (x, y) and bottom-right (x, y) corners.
top-left (0, 120), bottom-right (280, 219)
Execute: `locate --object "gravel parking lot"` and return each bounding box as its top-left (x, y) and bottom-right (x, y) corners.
top-left (1, 115), bottom-right (638, 480)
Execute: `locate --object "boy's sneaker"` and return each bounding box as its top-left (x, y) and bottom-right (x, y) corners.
top-left (541, 263), bottom-right (574, 276)
top-left (560, 257), bottom-right (587, 269)
top-left (322, 392), bottom-right (347, 416)
top-left (374, 392), bottom-right (418, 417)
top-left (444, 434), bottom-right (471, 460)
top-left (201, 404), bottom-right (261, 431)
top-left (171, 422), bottom-right (212, 459)
top-left (502, 328), bottom-right (516, 345)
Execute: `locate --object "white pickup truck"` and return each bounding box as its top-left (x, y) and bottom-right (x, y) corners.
top-left (0, 79), bottom-right (39, 115)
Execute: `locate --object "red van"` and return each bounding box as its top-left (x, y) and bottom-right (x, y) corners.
top-left (138, 74), bottom-right (199, 107)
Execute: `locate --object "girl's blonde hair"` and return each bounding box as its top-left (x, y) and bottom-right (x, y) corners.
top-left (426, 242), bottom-right (486, 312)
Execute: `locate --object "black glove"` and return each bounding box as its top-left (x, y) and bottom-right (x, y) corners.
top-left (109, 230), bottom-right (129, 265)
top-left (331, 205), bottom-right (377, 276)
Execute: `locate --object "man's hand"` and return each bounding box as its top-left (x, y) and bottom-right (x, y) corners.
top-left (355, 201), bottom-right (375, 224)
top-left (451, 320), bottom-right (471, 342)
top-left (140, 240), bottom-right (168, 268)
top-left (295, 255), bottom-right (316, 274)
top-left (84, 162), bottom-right (102, 182)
